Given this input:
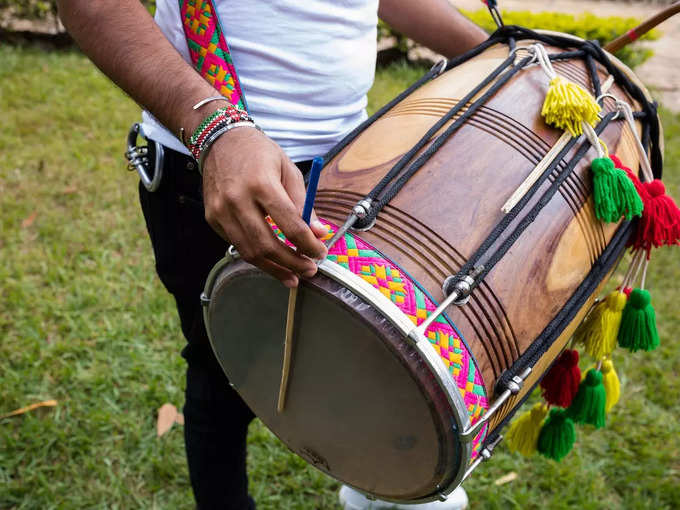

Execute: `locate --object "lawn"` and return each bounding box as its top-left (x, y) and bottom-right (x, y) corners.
top-left (1, 47), bottom-right (678, 510)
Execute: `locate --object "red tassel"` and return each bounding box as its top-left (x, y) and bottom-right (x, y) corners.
top-left (635, 180), bottom-right (680, 251)
top-left (540, 349), bottom-right (581, 408)
top-left (610, 154), bottom-right (680, 253)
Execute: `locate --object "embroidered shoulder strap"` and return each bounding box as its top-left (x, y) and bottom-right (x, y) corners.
top-left (179, 0), bottom-right (248, 111)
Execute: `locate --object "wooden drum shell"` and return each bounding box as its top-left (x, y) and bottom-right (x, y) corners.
top-left (315, 42), bottom-right (652, 432)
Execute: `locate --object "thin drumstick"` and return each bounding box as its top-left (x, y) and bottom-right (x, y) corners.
top-left (501, 75), bottom-right (615, 214)
top-left (278, 286), bottom-right (298, 413)
top-left (277, 156), bottom-right (324, 413)
top-left (605, 1), bottom-right (680, 54)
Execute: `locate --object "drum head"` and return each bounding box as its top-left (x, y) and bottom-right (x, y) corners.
top-left (205, 260), bottom-right (464, 501)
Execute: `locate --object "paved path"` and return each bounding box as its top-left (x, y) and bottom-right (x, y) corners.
top-left (455, 0), bottom-right (680, 111)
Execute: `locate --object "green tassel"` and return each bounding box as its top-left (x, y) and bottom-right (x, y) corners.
top-left (591, 157), bottom-right (644, 223)
top-left (537, 408), bottom-right (576, 461)
top-left (568, 369), bottom-right (606, 428)
top-left (618, 288), bottom-right (660, 352)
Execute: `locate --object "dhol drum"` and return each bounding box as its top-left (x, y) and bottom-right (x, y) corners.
top-left (202, 27), bottom-right (662, 503)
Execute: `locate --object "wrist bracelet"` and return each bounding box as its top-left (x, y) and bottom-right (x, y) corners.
top-left (179, 96), bottom-right (230, 145)
top-left (186, 105), bottom-right (254, 160)
top-left (197, 121), bottom-right (261, 175)
top-left (192, 95), bottom-right (228, 110)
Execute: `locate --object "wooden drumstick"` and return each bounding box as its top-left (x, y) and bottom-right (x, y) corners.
top-left (277, 156), bottom-right (324, 413)
top-left (501, 75), bottom-right (615, 214)
top-left (604, 1), bottom-right (680, 54)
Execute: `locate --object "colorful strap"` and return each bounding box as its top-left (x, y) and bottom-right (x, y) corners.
top-left (180, 0), bottom-right (247, 111)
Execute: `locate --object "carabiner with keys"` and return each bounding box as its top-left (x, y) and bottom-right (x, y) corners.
top-left (125, 123), bottom-right (164, 192)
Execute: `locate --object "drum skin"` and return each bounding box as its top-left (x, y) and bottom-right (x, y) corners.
top-left (314, 42), bottom-right (650, 429)
top-left (205, 39), bottom-right (659, 501)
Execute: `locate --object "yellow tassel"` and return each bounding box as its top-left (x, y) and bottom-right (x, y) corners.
top-left (574, 291), bottom-right (627, 359)
top-left (541, 75), bottom-right (601, 137)
top-left (601, 359), bottom-right (621, 413)
top-left (506, 403), bottom-right (548, 456)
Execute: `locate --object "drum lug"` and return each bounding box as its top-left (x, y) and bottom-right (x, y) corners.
top-left (459, 366), bottom-right (532, 442)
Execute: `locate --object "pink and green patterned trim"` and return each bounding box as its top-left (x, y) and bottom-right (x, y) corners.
top-left (180, 0), bottom-right (247, 110)
top-left (269, 218), bottom-right (489, 460)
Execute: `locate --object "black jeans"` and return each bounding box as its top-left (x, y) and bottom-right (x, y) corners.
top-left (138, 146), bottom-right (311, 510)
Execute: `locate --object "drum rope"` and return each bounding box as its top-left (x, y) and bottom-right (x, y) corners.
top-left (585, 54), bottom-right (603, 100)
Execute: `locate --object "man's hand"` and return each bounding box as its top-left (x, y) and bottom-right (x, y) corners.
top-left (202, 127), bottom-right (328, 288)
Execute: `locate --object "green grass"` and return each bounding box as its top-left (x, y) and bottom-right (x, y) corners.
top-left (1, 47), bottom-right (679, 509)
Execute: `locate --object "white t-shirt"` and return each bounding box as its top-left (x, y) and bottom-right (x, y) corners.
top-left (142, 0), bottom-right (378, 162)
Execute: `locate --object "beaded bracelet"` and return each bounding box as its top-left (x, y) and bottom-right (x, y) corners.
top-left (186, 105), bottom-right (255, 160)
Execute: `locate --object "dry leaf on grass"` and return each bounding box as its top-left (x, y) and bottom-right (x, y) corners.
top-left (156, 403), bottom-right (184, 437)
top-left (494, 472), bottom-right (518, 486)
top-left (62, 185), bottom-right (78, 194)
top-left (21, 211), bottom-right (38, 228)
top-left (0, 399), bottom-right (57, 419)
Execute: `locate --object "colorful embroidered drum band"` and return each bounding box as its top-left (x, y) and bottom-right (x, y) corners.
top-left (268, 218), bottom-right (490, 460)
top-left (180, 0), bottom-right (247, 111)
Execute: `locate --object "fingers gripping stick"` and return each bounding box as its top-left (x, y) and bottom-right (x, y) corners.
top-left (277, 157), bottom-right (324, 413)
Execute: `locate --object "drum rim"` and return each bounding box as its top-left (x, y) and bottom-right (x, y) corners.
top-left (201, 252), bottom-right (473, 502)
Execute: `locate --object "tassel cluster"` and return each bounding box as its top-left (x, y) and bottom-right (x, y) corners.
top-left (503, 85), bottom-right (670, 467)
top-left (541, 76), bottom-right (601, 137)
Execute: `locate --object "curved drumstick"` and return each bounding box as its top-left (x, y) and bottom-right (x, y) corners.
top-left (605, 1), bottom-right (680, 53)
top-left (277, 156), bottom-right (324, 413)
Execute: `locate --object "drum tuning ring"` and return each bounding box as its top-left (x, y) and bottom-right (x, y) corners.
top-left (430, 58), bottom-right (447, 76)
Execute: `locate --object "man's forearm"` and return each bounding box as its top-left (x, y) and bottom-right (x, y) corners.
top-left (378, 0), bottom-right (488, 58)
top-left (57, 0), bottom-right (223, 139)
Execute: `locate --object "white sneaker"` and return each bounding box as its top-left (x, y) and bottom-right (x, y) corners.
top-left (338, 485), bottom-right (468, 510)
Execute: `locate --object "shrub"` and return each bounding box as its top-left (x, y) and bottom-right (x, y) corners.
top-left (379, 9), bottom-right (659, 69)
top-left (462, 9), bottom-right (659, 69)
